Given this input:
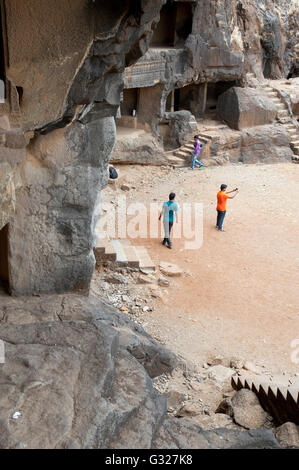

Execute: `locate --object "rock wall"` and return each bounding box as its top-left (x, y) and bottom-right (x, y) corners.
top-left (0, 0), bottom-right (165, 295)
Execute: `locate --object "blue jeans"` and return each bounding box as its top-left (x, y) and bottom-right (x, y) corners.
top-left (192, 154), bottom-right (203, 169)
top-left (163, 221), bottom-right (174, 247)
top-left (217, 210), bottom-right (226, 230)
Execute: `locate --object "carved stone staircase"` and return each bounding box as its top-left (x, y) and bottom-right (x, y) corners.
top-left (94, 238), bottom-right (156, 271)
top-left (166, 133), bottom-right (213, 168)
top-left (261, 83), bottom-right (299, 163)
top-left (232, 375), bottom-right (299, 425)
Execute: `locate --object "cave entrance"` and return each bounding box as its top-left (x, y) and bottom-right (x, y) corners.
top-left (263, 60), bottom-right (272, 79)
top-left (174, 81), bottom-right (237, 118)
top-left (150, 1), bottom-right (193, 48)
top-left (287, 64), bottom-right (299, 79)
top-left (120, 88), bottom-right (139, 117)
top-left (166, 89), bottom-right (181, 112)
top-left (116, 88), bottom-right (139, 129)
top-left (206, 82), bottom-right (237, 116)
top-left (116, 84), bottom-right (163, 133)
top-left (0, 224), bottom-right (10, 293)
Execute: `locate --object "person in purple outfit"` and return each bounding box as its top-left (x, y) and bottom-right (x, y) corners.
top-left (191, 135), bottom-right (204, 169)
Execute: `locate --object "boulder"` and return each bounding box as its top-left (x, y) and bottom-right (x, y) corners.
top-left (240, 124), bottom-right (293, 163)
top-left (137, 274), bottom-right (155, 285)
top-left (176, 402), bottom-right (202, 418)
top-left (110, 131), bottom-right (167, 165)
top-left (274, 422), bottom-right (299, 448)
top-left (230, 357), bottom-right (244, 369)
top-left (0, 293), bottom-right (281, 449)
top-left (166, 389), bottom-right (187, 411)
top-left (158, 276), bottom-right (170, 287)
top-left (163, 111), bottom-right (198, 148)
top-left (208, 365), bottom-right (235, 383)
top-left (207, 355), bottom-right (230, 367)
top-left (243, 361), bottom-right (263, 375)
top-left (188, 378), bottom-right (224, 413)
top-left (217, 87), bottom-right (278, 130)
top-left (290, 93), bottom-right (299, 116)
top-left (105, 274), bottom-right (128, 285)
top-left (229, 389), bottom-right (269, 429)
top-left (160, 262), bottom-right (183, 277)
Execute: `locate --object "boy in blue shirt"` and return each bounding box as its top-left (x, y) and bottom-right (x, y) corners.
top-left (159, 193), bottom-right (179, 249)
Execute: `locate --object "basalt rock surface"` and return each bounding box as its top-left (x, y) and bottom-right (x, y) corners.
top-left (0, 294), bottom-right (281, 449)
top-left (1, 0), bottom-right (165, 295)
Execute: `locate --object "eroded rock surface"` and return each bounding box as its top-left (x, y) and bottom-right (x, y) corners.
top-left (217, 87), bottom-right (278, 130)
top-left (0, 294), bottom-right (281, 449)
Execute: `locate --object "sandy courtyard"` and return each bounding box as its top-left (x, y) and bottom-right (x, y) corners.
top-left (103, 162), bottom-right (299, 375)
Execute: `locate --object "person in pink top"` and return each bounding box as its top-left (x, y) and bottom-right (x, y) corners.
top-left (191, 135), bottom-right (204, 169)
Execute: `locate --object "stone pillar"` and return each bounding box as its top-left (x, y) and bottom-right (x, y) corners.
top-left (198, 83), bottom-right (207, 116)
top-left (170, 89), bottom-right (175, 113)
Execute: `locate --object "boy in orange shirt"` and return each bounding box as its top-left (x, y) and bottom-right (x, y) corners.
top-left (216, 184), bottom-right (239, 231)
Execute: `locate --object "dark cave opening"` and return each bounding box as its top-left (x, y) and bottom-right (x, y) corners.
top-left (0, 224), bottom-right (10, 294)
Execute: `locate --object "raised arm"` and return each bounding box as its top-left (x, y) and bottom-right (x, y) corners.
top-left (227, 189), bottom-right (239, 199)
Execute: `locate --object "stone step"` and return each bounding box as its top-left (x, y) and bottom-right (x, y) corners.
top-left (174, 150), bottom-right (192, 158)
top-left (198, 132), bottom-right (214, 140)
top-left (184, 143), bottom-right (195, 150)
top-left (101, 242), bottom-right (117, 262)
top-left (198, 137), bottom-right (210, 145)
top-left (276, 103), bottom-right (287, 109)
top-left (110, 240), bottom-right (129, 265)
top-left (95, 237), bottom-right (111, 253)
top-left (95, 238), bottom-right (156, 270)
top-left (167, 155), bottom-right (186, 167)
top-left (291, 140), bottom-right (299, 145)
top-left (168, 154), bottom-right (185, 162)
top-left (134, 246), bottom-right (155, 271)
top-left (180, 146), bottom-right (194, 153)
top-left (122, 244), bottom-right (141, 268)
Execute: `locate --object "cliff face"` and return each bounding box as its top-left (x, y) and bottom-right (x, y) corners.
top-left (0, 0), bottom-right (165, 295)
top-left (0, 0), bottom-right (298, 295)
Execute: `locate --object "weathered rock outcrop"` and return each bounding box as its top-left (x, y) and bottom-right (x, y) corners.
top-left (217, 87), bottom-right (278, 130)
top-left (240, 124), bottom-right (293, 163)
top-left (110, 130), bottom-right (167, 165)
top-left (0, 294), bottom-right (281, 449)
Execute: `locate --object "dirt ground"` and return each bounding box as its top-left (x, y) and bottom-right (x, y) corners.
top-left (103, 162), bottom-right (299, 375)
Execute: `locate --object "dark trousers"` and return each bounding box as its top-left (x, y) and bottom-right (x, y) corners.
top-left (163, 221), bottom-right (174, 246)
top-left (217, 211), bottom-right (226, 230)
